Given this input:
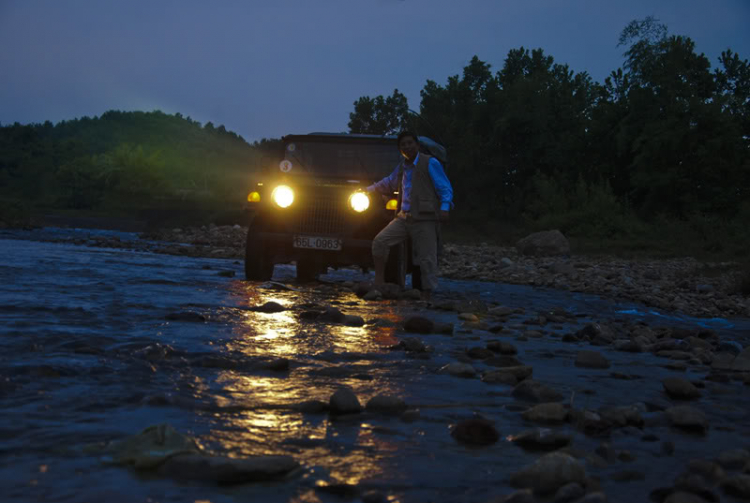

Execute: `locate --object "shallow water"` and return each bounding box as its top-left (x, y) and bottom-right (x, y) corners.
top-left (1, 228), bottom-right (749, 503)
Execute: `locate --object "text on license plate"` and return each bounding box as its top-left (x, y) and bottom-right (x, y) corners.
top-left (293, 235), bottom-right (342, 251)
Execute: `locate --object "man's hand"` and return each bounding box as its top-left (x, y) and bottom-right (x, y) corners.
top-left (440, 210), bottom-right (449, 222)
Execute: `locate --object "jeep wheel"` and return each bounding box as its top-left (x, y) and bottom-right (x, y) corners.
top-left (295, 258), bottom-right (318, 283)
top-left (244, 230), bottom-right (274, 281)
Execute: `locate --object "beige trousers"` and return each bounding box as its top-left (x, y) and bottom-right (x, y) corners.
top-left (372, 213), bottom-right (439, 291)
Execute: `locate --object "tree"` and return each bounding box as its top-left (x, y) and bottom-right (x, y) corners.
top-left (348, 89), bottom-right (409, 135)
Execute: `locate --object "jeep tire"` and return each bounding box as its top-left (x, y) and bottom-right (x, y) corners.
top-left (244, 229), bottom-right (274, 281)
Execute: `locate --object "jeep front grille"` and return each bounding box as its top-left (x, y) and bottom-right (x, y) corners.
top-left (293, 196), bottom-right (346, 235)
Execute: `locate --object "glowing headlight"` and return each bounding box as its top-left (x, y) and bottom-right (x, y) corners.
top-left (247, 191), bottom-right (261, 203)
top-left (272, 185), bottom-right (294, 208)
top-left (385, 198), bottom-right (398, 210)
top-left (349, 192), bottom-right (370, 213)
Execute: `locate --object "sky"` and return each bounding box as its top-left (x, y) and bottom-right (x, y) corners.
top-left (1, 0), bottom-right (749, 143)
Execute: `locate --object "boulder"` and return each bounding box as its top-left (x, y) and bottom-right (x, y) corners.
top-left (515, 230), bottom-right (570, 257)
top-left (403, 316), bottom-right (434, 334)
top-left (509, 452), bottom-right (586, 494)
top-left (522, 402), bottom-right (569, 424)
top-left (365, 394), bottom-right (407, 415)
top-left (329, 388), bottom-right (362, 415)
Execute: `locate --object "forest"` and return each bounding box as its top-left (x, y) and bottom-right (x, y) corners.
top-left (1, 18), bottom-right (748, 257)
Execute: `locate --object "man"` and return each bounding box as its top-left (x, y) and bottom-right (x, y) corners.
top-left (366, 131), bottom-right (454, 300)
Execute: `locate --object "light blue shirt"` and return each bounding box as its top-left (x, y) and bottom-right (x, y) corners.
top-left (367, 153), bottom-right (454, 212)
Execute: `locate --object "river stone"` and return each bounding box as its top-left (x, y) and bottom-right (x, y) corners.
top-left (554, 482), bottom-right (585, 502)
top-left (716, 449), bottom-right (750, 469)
top-left (401, 289), bottom-right (422, 300)
top-left (481, 370), bottom-right (518, 386)
top-left (165, 311), bottom-right (206, 322)
top-left (509, 452), bottom-right (586, 494)
top-left (403, 316), bottom-right (434, 334)
top-left (485, 366), bottom-right (533, 382)
top-left (522, 402), bottom-right (569, 424)
top-left (363, 290), bottom-right (382, 301)
top-left (509, 428), bottom-right (572, 451)
top-left (666, 405), bottom-right (708, 433)
top-left (512, 380), bottom-right (563, 403)
top-left (365, 394), bottom-right (407, 415)
top-left (575, 351), bottom-right (610, 369)
top-left (717, 341), bottom-right (743, 356)
top-left (399, 337), bottom-right (428, 353)
top-left (249, 301), bottom-right (286, 313)
top-left (721, 474), bottom-right (750, 499)
top-left (102, 424), bottom-right (202, 469)
top-left (319, 307), bottom-right (346, 323)
top-left (574, 323), bottom-right (617, 345)
top-left (662, 377), bottom-right (701, 399)
top-left (342, 315), bottom-right (365, 327)
top-left (515, 230), bottom-right (570, 257)
top-left (485, 355), bottom-right (523, 368)
top-left (440, 362), bottom-right (476, 378)
top-left (487, 340), bottom-right (518, 355)
top-left (450, 418), bottom-right (500, 445)
top-left (160, 454), bottom-right (298, 483)
top-left (329, 388), bottom-right (362, 415)
top-left (467, 346), bottom-right (495, 359)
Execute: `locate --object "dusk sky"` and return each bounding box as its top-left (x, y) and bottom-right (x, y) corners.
top-left (1, 0), bottom-right (749, 143)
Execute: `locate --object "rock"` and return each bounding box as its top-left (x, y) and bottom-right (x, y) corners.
top-left (721, 474), bottom-right (750, 499)
top-left (295, 400), bottom-right (328, 413)
top-left (666, 406), bottom-right (708, 433)
top-left (483, 366), bottom-right (533, 384)
top-left (165, 311), bottom-right (206, 322)
top-left (574, 323), bottom-right (617, 345)
top-left (440, 362), bottom-right (476, 378)
top-left (396, 337), bottom-right (428, 353)
top-left (318, 307), bottom-right (346, 323)
top-left (664, 492), bottom-right (712, 503)
top-left (485, 355), bottom-right (523, 368)
top-left (508, 428), bottom-right (572, 451)
top-left (365, 394), bottom-right (407, 415)
top-left (249, 301), bottom-right (286, 313)
top-left (522, 402), bottom-right (569, 424)
top-left (575, 351), bottom-right (610, 369)
top-left (611, 469), bottom-right (645, 482)
top-left (459, 313), bottom-right (479, 322)
top-left (553, 482), bottom-right (585, 502)
top-left (512, 380), bottom-right (564, 403)
top-left (731, 347), bottom-right (750, 371)
top-left (401, 289), bottom-right (422, 300)
top-left (489, 305), bottom-right (515, 317)
top-left (267, 358), bottom-right (290, 372)
top-left (451, 417), bottom-right (500, 445)
top-left (342, 315), bottom-right (365, 327)
top-left (329, 388), bottom-right (362, 415)
top-left (716, 449), bottom-right (750, 469)
top-left (516, 230), bottom-right (571, 257)
top-left (361, 489), bottom-right (387, 503)
top-left (467, 347), bottom-right (495, 359)
top-left (509, 452), bottom-right (586, 494)
top-left (662, 377), bottom-right (701, 399)
top-left (403, 316), bottom-right (434, 334)
top-left (363, 290), bottom-right (382, 301)
top-left (100, 424), bottom-right (202, 469)
top-left (717, 341), bottom-right (743, 356)
top-left (487, 340), bottom-right (518, 355)
top-left (160, 454), bottom-right (298, 483)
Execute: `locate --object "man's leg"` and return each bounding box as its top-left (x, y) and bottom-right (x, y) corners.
top-left (372, 217), bottom-right (409, 285)
top-left (410, 220), bottom-right (439, 299)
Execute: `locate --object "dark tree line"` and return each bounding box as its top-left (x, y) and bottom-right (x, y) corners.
top-left (348, 18), bottom-right (750, 243)
top-left (0, 110), bottom-right (264, 211)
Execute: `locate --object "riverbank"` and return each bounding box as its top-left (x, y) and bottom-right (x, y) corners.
top-left (20, 222), bottom-right (749, 320)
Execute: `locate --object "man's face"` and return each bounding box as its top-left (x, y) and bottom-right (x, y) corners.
top-left (398, 136), bottom-right (419, 162)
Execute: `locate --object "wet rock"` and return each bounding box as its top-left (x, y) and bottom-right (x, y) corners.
top-left (686, 459), bottom-right (726, 484)
top-left (361, 489), bottom-right (387, 503)
top-left (731, 347), bottom-right (750, 371)
top-left (459, 312), bottom-right (479, 322)
top-left (363, 290), bottom-right (382, 301)
top-left (717, 341), bottom-right (743, 356)
top-left (401, 289), bottom-right (422, 300)
top-left (329, 388), bottom-right (362, 415)
top-left (266, 358), bottom-right (289, 372)
top-left (440, 362), bottom-right (476, 378)
top-left (574, 351), bottom-right (610, 369)
top-left (489, 305), bottom-right (515, 317)
top-left (574, 323), bottom-right (617, 345)
top-left (318, 307), bottom-right (346, 323)
top-left (100, 424), bottom-right (202, 469)
top-left (248, 301), bottom-right (286, 313)
top-left (403, 316), bottom-right (434, 334)
top-left (487, 340), bottom-right (518, 355)
top-left (716, 449), bottom-right (750, 470)
top-left (165, 311), bottom-right (206, 322)
top-left (516, 230), bottom-right (570, 257)
top-left (484, 366), bottom-right (533, 383)
top-left (395, 337), bottom-right (428, 353)
top-left (509, 428), bottom-right (572, 451)
top-left (509, 452), bottom-right (586, 494)
top-left (662, 377), bottom-right (701, 400)
top-left (400, 409), bottom-right (421, 422)
top-left (365, 394), bottom-right (407, 415)
top-left (599, 405), bottom-right (643, 428)
top-left (160, 454), bottom-right (298, 483)
top-left (133, 343), bottom-right (177, 362)
top-left (451, 417), bottom-right (500, 445)
top-left (522, 402), bottom-right (569, 424)
top-left (342, 315), bottom-right (365, 327)
top-left (663, 492), bottom-right (712, 503)
top-left (553, 481), bottom-right (585, 502)
top-left (513, 380), bottom-right (564, 403)
top-left (666, 406), bottom-right (708, 433)
top-left (481, 370), bottom-right (518, 386)
top-left (721, 474), bottom-right (750, 499)
top-left (711, 352), bottom-right (736, 370)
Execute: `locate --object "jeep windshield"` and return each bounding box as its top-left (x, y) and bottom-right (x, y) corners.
top-left (283, 140), bottom-right (400, 180)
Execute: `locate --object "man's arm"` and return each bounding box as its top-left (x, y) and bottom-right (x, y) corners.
top-left (427, 158), bottom-right (453, 215)
top-left (366, 165), bottom-right (400, 195)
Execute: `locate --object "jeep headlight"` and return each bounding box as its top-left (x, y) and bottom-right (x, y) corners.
top-left (349, 191), bottom-right (370, 213)
top-left (272, 185), bottom-right (294, 208)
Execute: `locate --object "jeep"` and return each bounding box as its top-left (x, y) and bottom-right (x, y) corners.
top-left (244, 133), bottom-right (445, 284)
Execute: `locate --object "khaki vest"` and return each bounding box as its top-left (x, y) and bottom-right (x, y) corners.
top-left (398, 154), bottom-right (440, 221)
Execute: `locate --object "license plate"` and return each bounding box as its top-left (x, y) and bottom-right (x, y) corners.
top-left (293, 235), bottom-right (342, 251)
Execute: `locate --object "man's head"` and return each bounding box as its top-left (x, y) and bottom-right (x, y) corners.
top-left (397, 130), bottom-right (420, 162)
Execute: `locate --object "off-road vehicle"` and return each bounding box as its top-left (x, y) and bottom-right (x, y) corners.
top-left (243, 133), bottom-right (446, 283)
